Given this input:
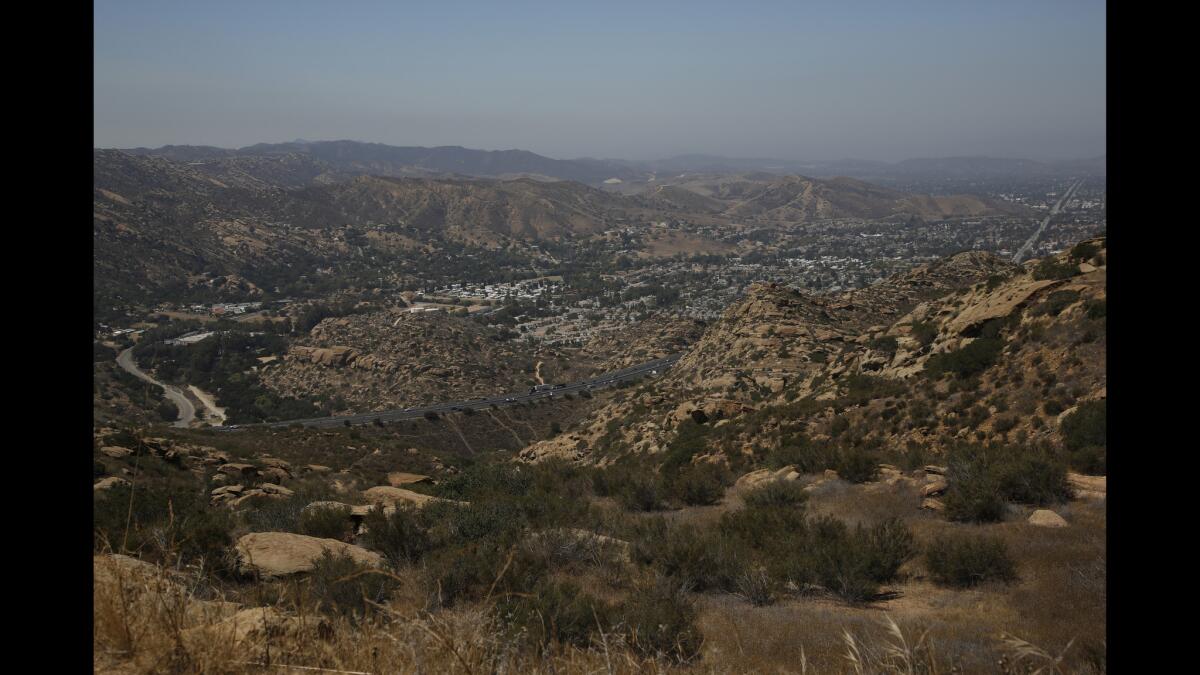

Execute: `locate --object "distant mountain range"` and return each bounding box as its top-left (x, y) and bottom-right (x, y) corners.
top-left (93, 148), bottom-right (1029, 304)
top-left (117, 140), bottom-right (1105, 188)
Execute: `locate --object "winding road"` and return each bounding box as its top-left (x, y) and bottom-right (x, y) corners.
top-left (116, 347), bottom-right (195, 427)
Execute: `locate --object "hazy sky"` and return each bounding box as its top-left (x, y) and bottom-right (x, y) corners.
top-left (94, 1), bottom-right (1105, 162)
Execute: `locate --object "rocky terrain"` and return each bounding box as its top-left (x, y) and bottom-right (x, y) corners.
top-left (519, 238), bottom-right (1105, 465)
top-left (93, 239), bottom-right (1107, 674)
top-left (259, 309), bottom-right (547, 411)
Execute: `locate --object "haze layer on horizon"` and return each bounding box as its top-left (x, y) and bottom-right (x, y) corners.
top-left (94, 0), bottom-right (1105, 163)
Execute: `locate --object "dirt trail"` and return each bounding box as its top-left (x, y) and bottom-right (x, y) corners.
top-left (486, 410), bottom-right (526, 447)
top-left (188, 385), bottom-right (227, 425)
top-left (534, 361), bottom-right (545, 385)
top-left (442, 416), bottom-right (476, 455)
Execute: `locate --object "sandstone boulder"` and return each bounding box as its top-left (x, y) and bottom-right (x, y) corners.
top-left (921, 498), bottom-right (945, 511)
top-left (1028, 509), bottom-right (1068, 528)
top-left (735, 465), bottom-right (801, 490)
top-left (387, 472), bottom-right (432, 487)
top-left (1066, 472), bottom-right (1106, 500)
top-left (94, 476), bottom-right (130, 493)
top-left (100, 446), bottom-right (133, 459)
top-left (218, 463), bottom-right (257, 477)
top-left (944, 279), bottom-right (1058, 335)
top-left (258, 467), bottom-right (291, 484)
top-left (921, 477), bottom-right (949, 497)
top-left (259, 483), bottom-right (294, 497)
top-left (362, 485), bottom-right (460, 508)
top-left (234, 532), bottom-right (384, 578)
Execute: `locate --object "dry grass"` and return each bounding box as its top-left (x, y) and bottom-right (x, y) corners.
top-left (94, 553), bottom-right (678, 674)
top-left (96, 547), bottom-right (1103, 674)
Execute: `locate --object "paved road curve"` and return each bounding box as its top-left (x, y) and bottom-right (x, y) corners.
top-left (116, 347), bottom-right (196, 428)
top-left (217, 353), bottom-right (683, 431)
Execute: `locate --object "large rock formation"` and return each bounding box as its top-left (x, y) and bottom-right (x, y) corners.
top-left (234, 532), bottom-right (384, 578)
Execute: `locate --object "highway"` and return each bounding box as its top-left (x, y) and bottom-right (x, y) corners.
top-left (216, 353), bottom-right (683, 431)
top-left (1012, 178), bottom-right (1083, 263)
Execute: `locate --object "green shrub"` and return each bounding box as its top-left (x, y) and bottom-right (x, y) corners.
top-left (1061, 399), bottom-right (1106, 474)
top-left (774, 516), bottom-right (914, 603)
top-left (661, 419), bottom-right (711, 472)
top-left (719, 499), bottom-right (809, 550)
top-left (1031, 290), bottom-right (1081, 317)
top-left (925, 534), bottom-right (1017, 587)
top-left (94, 481), bottom-right (231, 568)
top-left (425, 539), bottom-right (548, 609)
top-left (860, 518), bottom-right (918, 582)
top-left (1069, 241), bottom-right (1100, 262)
top-left (835, 446), bottom-right (879, 483)
top-left (308, 550), bottom-right (396, 619)
top-left (618, 474), bottom-right (668, 512)
top-left (240, 494), bottom-right (308, 533)
top-left (992, 415), bottom-right (1018, 435)
top-left (670, 462), bottom-right (727, 506)
top-left (927, 337), bottom-right (1005, 378)
top-left (498, 579), bottom-right (614, 650)
top-left (910, 321), bottom-right (939, 348)
top-left (298, 503), bottom-right (354, 541)
top-left (1061, 400), bottom-right (1105, 451)
top-left (868, 335), bottom-right (898, 353)
top-left (830, 416), bottom-right (850, 437)
top-left (633, 521), bottom-right (742, 592)
top-left (618, 580), bottom-right (704, 663)
top-left (943, 444), bottom-right (1071, 523)
top-left (360, 505), bottom-right (432, 568)
top-left (742, 480), bottom-right (809, 509)
top-left (735, 566), bottom-right (780, 606)
top-left (1032, 258), bottom-right (1079, 281)
top-left (1085, 299), bottom-right (1106, 320)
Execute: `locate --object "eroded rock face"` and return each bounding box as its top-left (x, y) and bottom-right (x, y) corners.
top-left (387, 472), bottom-right (432, 487)
top-left (735, 466), bottom-right (801, 490)
top-left (234, 532), bottom-right (384, 578)
top-left (1067, 473), bottom-right (1106, 501)
top-left (288, 345), bottom-right (360, 367)
top-left (94, 476), bottom-right (131, 492)
top-left (944, 279), bottom-right (1060, 336)
top-left (361, 486), bottom-right (463, 508)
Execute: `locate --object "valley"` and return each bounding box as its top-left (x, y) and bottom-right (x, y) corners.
top-left (93, 142), bottom-right (1107, 674)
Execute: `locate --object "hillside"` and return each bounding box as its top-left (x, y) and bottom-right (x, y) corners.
top-left (519, 238), bottom-right (1105, 465)
top-left (93, 238), bottom-right (1107, 674)
top-left (260, 309), bottom-right (546, 412)
top-left (641, 174), bottom-right (1029, 221)
top-left (93, 150), bottom-right (639, 305)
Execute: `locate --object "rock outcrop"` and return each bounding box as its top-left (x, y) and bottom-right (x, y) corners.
top-left (234, 532), bottom-right (384, 578)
